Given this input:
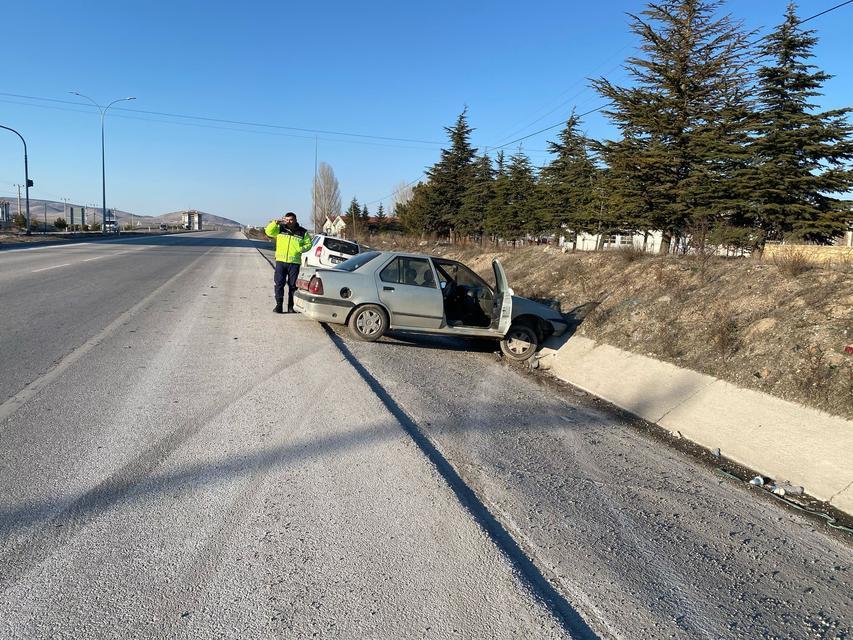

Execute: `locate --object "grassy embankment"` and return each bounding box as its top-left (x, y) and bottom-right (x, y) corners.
top-left (373, 236), bottom-right (853, 420)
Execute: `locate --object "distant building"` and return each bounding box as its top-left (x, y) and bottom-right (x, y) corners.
top-left (182, 210), bottom-right (203, 231)
top-left (322, 215), bottom-right (346, 236)
top-left (0, 201), bottom-right (10, 224)
top-left (559, 229), bottom-right (666, 253)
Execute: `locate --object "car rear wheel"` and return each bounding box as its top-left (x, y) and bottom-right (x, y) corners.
top-left (348, 304), bottom-right (388, 342)
top-left (500, 323), bottom-right (539, 361)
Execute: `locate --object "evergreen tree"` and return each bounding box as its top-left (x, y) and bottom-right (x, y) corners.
top-left (397, 183), bottom-right (431, 236)
top-left (458, 154), bottom-right (494, 238)
top-left (485, 151), bottom-right (511, 240)
top-left (594, 0), bottom-right (753, 253)
top-left (375, 202), bottom-right (387, 231)
top-left (537, 114), bottom-right (600, 234)
top-left (750, 2), bottom-right (853, 244)
top-left (344, 197), bottom-right (361, 237)
top-left (423, 108), bottom-right (478, 236)
top-left (506, 149), bottom-right (539, 239)
top-left (361, 203), bottom-right (370, 225)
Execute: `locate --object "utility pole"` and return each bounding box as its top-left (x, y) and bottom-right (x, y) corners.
top-left (43, 201), bottom-right (48, 234)
top-left (62, 197), bottom-right (69, 232)
top-left (15, 184), bottom-right (21, 220)
top-left (70, 93), bottom-right (136, 234)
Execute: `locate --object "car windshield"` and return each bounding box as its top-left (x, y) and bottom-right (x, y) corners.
top-left (324, 238), bottom-right (359, 255)
top-left (335, 251), bottom-right (380, 272)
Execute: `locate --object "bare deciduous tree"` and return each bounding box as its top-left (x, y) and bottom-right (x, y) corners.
top-left (311, 162), bottom-right (342, 232)
top-left (391, 180), bottom-right (414, 215)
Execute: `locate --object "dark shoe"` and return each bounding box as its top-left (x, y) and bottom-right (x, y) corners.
top-left (273, 301), bottom-right (284, 314)
top-left (286, 307), bottom-right (295, 314)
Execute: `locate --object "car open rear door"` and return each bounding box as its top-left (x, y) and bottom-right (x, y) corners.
top-left (491, 259), bottom-right (513, 333)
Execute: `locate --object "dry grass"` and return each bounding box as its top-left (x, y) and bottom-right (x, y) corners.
top-left (411, 240), bottom-right (852, 419)
top-left (770, 246), bottom-right (814, 277)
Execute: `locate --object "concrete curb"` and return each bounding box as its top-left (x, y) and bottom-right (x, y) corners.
top-left (537, 335), bottom-right (853, 515)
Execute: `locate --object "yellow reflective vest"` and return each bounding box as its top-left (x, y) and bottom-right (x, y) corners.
top-left (265, 221), bottom-right (312, 264)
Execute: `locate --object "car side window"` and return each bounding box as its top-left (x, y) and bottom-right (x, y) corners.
top-left (380, 257), bottom-right (436, 288)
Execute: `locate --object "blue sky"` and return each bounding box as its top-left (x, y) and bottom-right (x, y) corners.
top-left (1, 0), bottom-right (851, 226)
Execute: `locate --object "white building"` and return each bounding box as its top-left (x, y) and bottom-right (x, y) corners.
top-left (322, 215), bottom-right (347, 236)
top-left (559, 230), bottom-right (666, 253)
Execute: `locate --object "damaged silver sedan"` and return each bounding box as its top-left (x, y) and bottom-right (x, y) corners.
top-left (293, 251), bottom-right (568, 361)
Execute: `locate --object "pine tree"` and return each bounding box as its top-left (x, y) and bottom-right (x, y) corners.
top-left (458, 154), bottom-right (494, 239)
top-left (485, 151), bottom-right (511, 240)
top-left (397, 183), bottom-right (430, 236)
top-left (593, 0), bottom-right (753, 253)
top-left (506, 150), bottom-right (539, 240)
top-left (344, 197), bottom-right (361, 238)
top-left (537, 114), bottom-right (601, 234)
top-left (361, 203), bottom-right (370, 224)
top-left (375, 203), bottom-right (387, 231)
top-left (751, 2), bottom-right (853, 244)
top-left (423, 108), bottom-right (478, 237)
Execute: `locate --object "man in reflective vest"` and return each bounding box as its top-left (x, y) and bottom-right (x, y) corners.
top-left (264, 212), bottom-right (312, 313)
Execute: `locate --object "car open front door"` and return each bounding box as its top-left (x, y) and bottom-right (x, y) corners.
top-left (491, 259), bottom-right (513, 333)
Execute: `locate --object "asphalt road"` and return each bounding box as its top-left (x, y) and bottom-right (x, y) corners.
top-left (0, 231), bottom-right (850, 639)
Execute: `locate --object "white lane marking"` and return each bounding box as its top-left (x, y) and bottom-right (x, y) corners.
top-left (0, 247), bottom-right (213, 427)
top-left (82, 256), bottom-right (105, 262)
top-left (31, 263), bottom-right (71, 273)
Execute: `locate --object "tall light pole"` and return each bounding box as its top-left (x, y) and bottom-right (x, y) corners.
top-left (71, 92), bottom-right (135, 234)
top-left (0, 124), bottom-right (31, 235)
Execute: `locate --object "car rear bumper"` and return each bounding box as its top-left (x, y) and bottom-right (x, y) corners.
top-left (293, 291), bottom-right (353, 324)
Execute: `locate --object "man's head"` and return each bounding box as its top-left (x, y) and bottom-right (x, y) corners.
top-left (282, 212), bottom-right (297, 227)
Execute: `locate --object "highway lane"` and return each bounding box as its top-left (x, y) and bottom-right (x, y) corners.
top-left (0, 232), bottom-right (571, 638)
top-left (0, 233), bottom-right (258, 405)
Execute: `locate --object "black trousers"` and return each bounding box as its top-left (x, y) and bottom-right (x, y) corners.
top-left (274, 261), bottom-right (300, 309)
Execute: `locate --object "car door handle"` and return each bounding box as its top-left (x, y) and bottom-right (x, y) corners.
top-left (383, 286), bottom-right (395, 291)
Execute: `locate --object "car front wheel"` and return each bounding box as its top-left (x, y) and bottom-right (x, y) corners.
top-left (348, 305), bottom-right (388, 342)
top-left (500, 323), bottom-right (539, 361)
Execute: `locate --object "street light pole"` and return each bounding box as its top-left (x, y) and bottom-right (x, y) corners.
top-left (0, 124), bottom-right (31, 235)
top-left (71, 92), bottom-right (136, 234)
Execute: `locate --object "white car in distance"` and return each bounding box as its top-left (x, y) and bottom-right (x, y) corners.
top-left (302, 235), bottom-right (361, 268)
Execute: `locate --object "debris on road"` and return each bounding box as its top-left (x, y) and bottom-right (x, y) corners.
top-left (749, 476), bottom-right (765, 486)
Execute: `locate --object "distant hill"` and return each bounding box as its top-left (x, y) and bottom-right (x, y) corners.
top-left (0, 198), bottom-right (243, 228)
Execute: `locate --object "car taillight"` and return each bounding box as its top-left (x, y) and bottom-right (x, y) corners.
top-left (296, 278), bottom-right (309, 290)
top-left (315, 245), bottom-right (323, 257)
top-left (308, 276), bottom-right (324, 295)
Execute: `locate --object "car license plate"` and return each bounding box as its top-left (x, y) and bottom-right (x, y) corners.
top-left (330, 256), bottom-right (345, 263)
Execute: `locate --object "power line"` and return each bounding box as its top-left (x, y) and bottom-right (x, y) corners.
top-left (0, 92), bottom-right (445, 146)
top-left (798, 0), bottom-right (853, 24)
top-left (0, 97), bottom-right (442, 151)
top-left (362, 175), bottom-right (424, 207)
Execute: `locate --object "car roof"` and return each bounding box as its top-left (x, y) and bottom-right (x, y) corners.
top-left (368, 249), bottom-right (462, 264)
top-left (316, 234), bottom-right (357, 243)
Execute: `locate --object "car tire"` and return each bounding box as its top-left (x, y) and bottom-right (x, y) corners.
top-left (500, 323), bottom-right (539, 361)
top-left (348, 305), bottom-right (388, 342)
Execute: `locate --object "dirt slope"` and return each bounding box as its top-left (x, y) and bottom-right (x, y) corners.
top-left (375, 237), bottom-right (852, 419)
